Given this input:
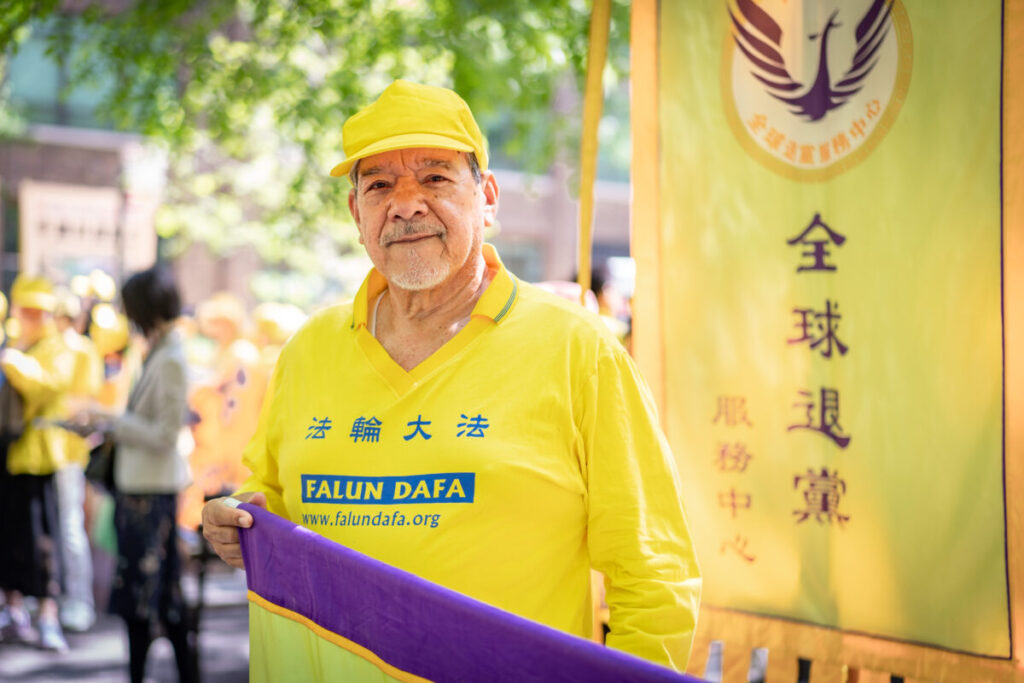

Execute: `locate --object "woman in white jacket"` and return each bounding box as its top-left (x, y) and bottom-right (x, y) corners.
top-left (93, 266), bottom-right (195, 683)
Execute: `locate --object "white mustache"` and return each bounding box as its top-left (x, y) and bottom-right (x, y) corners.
top-left (380, 221), bottom-right (446, 247)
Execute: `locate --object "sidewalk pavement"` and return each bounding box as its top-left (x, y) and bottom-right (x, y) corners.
top-left (0, 565), bottom-right (250, 682)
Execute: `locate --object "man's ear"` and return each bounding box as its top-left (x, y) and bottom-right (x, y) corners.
top-left (348, 189), bottom-right (365, 244)
top-left (481, 172), bottom-right (499, 227)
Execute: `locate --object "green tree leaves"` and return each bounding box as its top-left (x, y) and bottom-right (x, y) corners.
top-left (2, 0), bottom-right (629, 279)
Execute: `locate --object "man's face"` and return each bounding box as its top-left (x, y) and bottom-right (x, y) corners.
top-left (348, 148), bottom-right (498, 292)
top-left (13, 306), bottom-right (49, 343)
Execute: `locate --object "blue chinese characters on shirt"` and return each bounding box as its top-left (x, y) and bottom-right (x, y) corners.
top-left (297, 412), bottom-right (491, 531)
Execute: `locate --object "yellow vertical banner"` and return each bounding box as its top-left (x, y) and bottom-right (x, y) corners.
top-left (632, 0), bottom-right (1024, 679)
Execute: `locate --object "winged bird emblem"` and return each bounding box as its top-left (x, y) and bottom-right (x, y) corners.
top-left (729, 0), bottom-right (894, 122)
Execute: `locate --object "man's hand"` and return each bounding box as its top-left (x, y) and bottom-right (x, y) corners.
top-left (201, 491), bottom-right (268, 569)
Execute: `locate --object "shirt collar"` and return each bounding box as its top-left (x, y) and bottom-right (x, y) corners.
top-left (351, 243), bottom-right (519, 329)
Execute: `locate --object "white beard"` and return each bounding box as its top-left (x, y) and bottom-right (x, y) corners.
top-left (387, 247), bottom-right (451, 291)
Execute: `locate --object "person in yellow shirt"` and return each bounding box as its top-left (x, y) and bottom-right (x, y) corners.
top-left (89, 303), bottom-right (135, 412)
top-left (0, 275), bottom-right (75, 651)
top-left (251, 301), bottom-right (305, 375)
top-left (202, 81), bottom-right (701, 671)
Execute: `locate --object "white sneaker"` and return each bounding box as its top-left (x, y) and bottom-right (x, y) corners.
top-left (60, 601), bottom-right (96, 633)
top-left (37, 619), bottom-right (69, 653)
top-left (0, 606), bottom-right (38, 644)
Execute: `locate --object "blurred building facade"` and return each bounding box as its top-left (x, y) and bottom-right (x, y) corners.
top-left (0, 21), bottom-right (161, 294)
top-left (0, 125), bottom-right (162, 291)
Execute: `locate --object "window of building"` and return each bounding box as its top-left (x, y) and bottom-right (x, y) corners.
top-left (3, 21), bottom-right (115, 129)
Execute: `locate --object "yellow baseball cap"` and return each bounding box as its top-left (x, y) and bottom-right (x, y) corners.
top-left (329, 80), bottom-right (488, 178)
top-left (89, 269), bottom-right (117, 302)
top-left (11, 274), bottom-right (56, 312)
top-left (253, 302), bottom-right (306, 346)
top-left (54, 288), bottom-right (82, 319)
top-left (90, 303), bottom-right (130, 356)
top-left (70, 274), bottom-right (91, 299)
top-left (197, 292), bottom-right (247, 332)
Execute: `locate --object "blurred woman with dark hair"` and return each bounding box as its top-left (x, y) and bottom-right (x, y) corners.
top-left (84, 266), bottom-right (196, 683)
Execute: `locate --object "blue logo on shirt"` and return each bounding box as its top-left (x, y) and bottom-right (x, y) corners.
top-left (301, 473), bottom-right (475, 505)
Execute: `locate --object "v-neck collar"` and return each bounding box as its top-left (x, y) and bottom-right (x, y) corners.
top-left (350, 244), bottom-right (519, 395)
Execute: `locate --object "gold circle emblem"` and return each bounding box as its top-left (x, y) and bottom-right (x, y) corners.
top-left (722, 0), bottom-right (913, 181)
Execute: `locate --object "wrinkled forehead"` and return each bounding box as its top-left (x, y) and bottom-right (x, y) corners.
top-left (356, 147), bottom-right (469, 178)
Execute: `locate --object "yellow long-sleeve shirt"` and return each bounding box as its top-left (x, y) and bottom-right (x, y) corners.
top-left (237, 245), bottom-right (701, 670)
top-left (2, 327), bottom-right (74, 475)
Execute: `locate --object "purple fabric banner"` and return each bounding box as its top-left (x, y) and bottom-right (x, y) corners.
top-left (238, 503), bottom-right (703, 683)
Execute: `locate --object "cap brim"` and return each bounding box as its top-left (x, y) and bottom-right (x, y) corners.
top-left (330, 133), bottom-right (476, 178)
top-left (14, 293), bottom-right (56, 312)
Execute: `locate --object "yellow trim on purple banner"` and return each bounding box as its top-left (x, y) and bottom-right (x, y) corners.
top-left (247, 590), bottom-right (434, 683)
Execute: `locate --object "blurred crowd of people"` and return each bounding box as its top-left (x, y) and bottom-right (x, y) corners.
top-left (0, 265), bottom-right (305, 680)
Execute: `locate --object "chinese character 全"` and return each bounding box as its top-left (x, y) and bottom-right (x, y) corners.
top-left (793, 467), bottom-right (850, 526)
top-left (349, 416), bottom-right (382, 443)
top-left (456, 414), bottom-right (490, 438)
top-left (786, 213), bottom-right (846, 272)
top-left (788, 300), bottom-right (849, 358)
top-left (306, 417), bottom-right (333, 440)
top-left (788, 388), bottom-right (851, 448)
top-left (403, 415), bottom-right (433, 441)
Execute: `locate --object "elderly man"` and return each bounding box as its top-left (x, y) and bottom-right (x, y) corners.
top-left (202, 80), bottom-right (701, 670)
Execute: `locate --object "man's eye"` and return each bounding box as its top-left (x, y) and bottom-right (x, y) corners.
top-left (426, 175), bottom-right (448, 183)
top-left (366, 180), bottom-right (388, 190)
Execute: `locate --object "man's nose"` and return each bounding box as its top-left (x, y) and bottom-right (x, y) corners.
top-left (387, 178), bottom-right (428, 222)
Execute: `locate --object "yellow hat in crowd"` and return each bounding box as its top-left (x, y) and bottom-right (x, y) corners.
top-left (253, 302), bottom-right (306, 346)
top-left (70, 270), bottom-right (117, 303)
top-left (90, 303), bottom-right (130, 356)
top-left (70, 275), bottom-right (91, 299)
top-left (11, 274), bottom-right (56, 312)
top-left (54, 288), bottom-right (82, 320)
top-left (197, 292), bottom-right (247, 334)
top-left (330, 80), bottom-right (488, 178)
top-left (89, 269), bottom-right (117, 302)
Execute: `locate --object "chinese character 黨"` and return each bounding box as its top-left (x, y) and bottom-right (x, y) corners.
top-left (793, 467), bottom-right (850, 526)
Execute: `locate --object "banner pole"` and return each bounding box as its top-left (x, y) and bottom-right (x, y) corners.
top-left (577, 0), bottom-right (612, 306)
